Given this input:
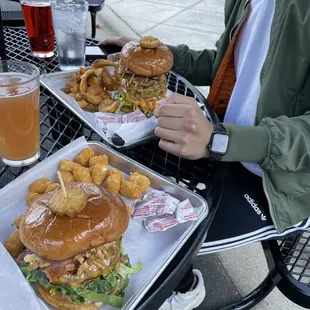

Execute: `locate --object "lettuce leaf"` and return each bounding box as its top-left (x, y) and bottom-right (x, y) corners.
top-left (71, 287), bottom-right (123, 308)
top-left (18, 248), bottom-right (142, 308)
top-left (115, 93), bottom-right (132, 107)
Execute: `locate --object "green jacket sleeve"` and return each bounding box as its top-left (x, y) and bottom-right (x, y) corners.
top-left (168, 35), bottom-right (222, 86)
top-left (222, 113), bottom-right (310, 173)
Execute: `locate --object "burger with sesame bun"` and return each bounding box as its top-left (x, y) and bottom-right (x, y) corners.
top-left (17, 182), bottom-right (141, 309)
top-left (116, 36), bottom-right (174, 115)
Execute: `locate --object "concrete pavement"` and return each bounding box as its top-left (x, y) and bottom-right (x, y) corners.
top-left (93, 1), bottom-right (306, 309)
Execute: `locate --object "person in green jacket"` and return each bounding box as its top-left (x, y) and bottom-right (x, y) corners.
top-left (101, 0), bottom-right (310, 308)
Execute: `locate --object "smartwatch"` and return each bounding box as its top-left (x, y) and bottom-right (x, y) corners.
top-left (207, 124), bottom-right (229, 161)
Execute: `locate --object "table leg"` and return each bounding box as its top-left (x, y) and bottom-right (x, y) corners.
top-left (91, 12), bottom-right (96, 38)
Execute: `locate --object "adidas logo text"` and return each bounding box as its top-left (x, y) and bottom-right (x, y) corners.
top-left (244, 194), bottom-right (267, 221)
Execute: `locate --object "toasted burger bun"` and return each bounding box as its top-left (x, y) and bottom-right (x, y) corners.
top-left (37, 284), bottom-right (100, 310)
top-left (19, 183), bottom-right (129, 261)
top-left (121, 40), bottom-right (173, 77)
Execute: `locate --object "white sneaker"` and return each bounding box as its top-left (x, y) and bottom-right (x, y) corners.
top-left (158, 269), bottom-right (206, 310)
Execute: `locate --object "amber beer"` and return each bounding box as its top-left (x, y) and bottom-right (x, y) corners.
top-left (21, 0), bottom-right (54, 58)
top-left (0, 61), bottom-right (40, 167)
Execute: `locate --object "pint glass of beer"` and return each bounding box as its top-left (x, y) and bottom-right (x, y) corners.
top-left (21, 0), bottom-right (55, 58)
top-left (0, 60), bottom-right (40, 167)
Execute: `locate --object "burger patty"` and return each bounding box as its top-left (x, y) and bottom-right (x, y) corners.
top-left (122, 74), bottom-right (167, 100)
top-left (17, 239), bottom-right (121, 285)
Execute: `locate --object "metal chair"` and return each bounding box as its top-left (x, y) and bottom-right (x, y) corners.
top-left (87, 0), bottom-right (105, 38)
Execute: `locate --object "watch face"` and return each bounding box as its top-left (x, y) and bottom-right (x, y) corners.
top-left (210, 133), bottom-right (229, 155)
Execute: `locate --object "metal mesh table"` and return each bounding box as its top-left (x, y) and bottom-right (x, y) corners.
top-left (2, 27), bottom-right (310, 310)
top-left (1, 27), bottom-right (222, 309)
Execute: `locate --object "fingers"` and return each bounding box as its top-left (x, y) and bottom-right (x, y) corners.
top-left (154, 104), bottom-right (190, 118)
top-left (157, 117), bottom-right (183, 130)
top-left (158, 139), bottom-right (180, 156)
top-left (107, 53), bottom-right (121, 62)
top-left (155, 127), bottom-right (181, 143)
top-left (99, 36), bottom-right (137, 47)
top-left (165, 93), bottom-right (197, 105)
top-left (99, 36), bottom-right (121, 46)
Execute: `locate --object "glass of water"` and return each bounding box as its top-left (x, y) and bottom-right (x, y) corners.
top-left (51, 0), bottom-right (88, 71)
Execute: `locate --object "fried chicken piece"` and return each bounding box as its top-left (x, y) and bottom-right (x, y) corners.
top-left (80, 67), bottom-right (87, 75)
top-left (77, 99), bottom-right (89, 109)
top-left (70, 84), bottom-right (80, 93)
top-left (60, 160), bottom-right (82, 173)
top-left (88, 76), bottom-right (101, 86)
top-left (4, 230), bottom-right (25, 257)
top-left (121, 106), bottom-right (133, 113)
top-left (68, 92), bottom-right (79, 99)
top-left (92, 164), bottom-right (108, 185)
top-left (99, 100), bottom-right (120, 113)
top-left (129, 172), bottom-right (151, 193)
top-left (81, 93), bottom-right (102, 105)
top-left (106, 173), bottom-right (121, 194)
top-left (61, 87), bottom-right (71, 94)
top-left (14, 215), bottom-right (23, 229)
top-left (58, 171), bottom-right (75, 184)
top-left (74, 148), bottom-right (95, 166)
top-left (86, 104), bottom-right (95, 112)
top-left (80, 69), bottom-right (95, 93)
top-left (45, 183), bottom-right (60, 193)
top-left (91, 59), bottom-right (117, 69)
top-left (120, 180), bottom-right (143, 199)
top-left (26, 192), bottom-right (40, 206)
top-left (73, 167), bottom-right (92, 183)
top-left (89, 155), bottom-right (109, 167)
top-left (87, 85), bottom-right (103, 96)
top-left (29, 178), bottom-right (52, 194)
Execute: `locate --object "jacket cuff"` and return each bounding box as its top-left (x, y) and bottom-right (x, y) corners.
top-left (221, 124), bottom-right (269, 163)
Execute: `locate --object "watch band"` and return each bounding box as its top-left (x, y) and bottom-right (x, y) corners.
top-left (207, 124), bottom-right (228, 161)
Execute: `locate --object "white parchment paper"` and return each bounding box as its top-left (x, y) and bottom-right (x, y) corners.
top-left (0, 136), bottom-right (197, 310)
top-left (43, 75), bottom-right (159, 145)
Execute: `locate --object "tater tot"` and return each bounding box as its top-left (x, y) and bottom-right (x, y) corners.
top-left (58, 171), bottom-right (75, 184)
top-left (73, 167), bottom-right (92, 183)
top-left (92, 164), bottom-right (108, 185)
top-left (129, 172), bottom-right (151, 193)
top-left (89, 155), bottom-right (109, 167)
top-left (89, 166), bottom-right (94, 174)
top-left (4, 230), bottom-right (25, 257)
top-left (74, 148), bottom-right (95, 166)
top-left (26, 192), bottom-right (40, 206)
top-left (126, 204), bottom-right (132, 216)
top-left (45, 183), bottom-right (60, 193)
top-left (108, 168), bottom-right (125, 183)
top-left (106, 173), bottom-right (121, 194)
top-left (14, 215), bottom-right (23, 229)
top-left (60, 160), bottom-right (81, 173)
top-left (29, 178), bottom-right (52, 194)
top-left (120, 180), bottom-right (143, 199)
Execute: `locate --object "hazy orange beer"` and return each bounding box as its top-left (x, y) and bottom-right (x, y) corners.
top-left (0, 61), bottom-right (40, 167)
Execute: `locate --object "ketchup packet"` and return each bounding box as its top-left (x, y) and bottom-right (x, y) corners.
top-left (144, 198), bottom-right (197, 232)
top-left (132, 189), bottom-right (179, 218)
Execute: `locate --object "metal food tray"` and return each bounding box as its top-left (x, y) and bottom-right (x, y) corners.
top-left (40, 71), bottom-right (160, 150)
top-left (40, 71), bottom-right (209, 151)
top-left (0, 138), bottom-right (209, 310)
top-left (89, 141), bottom-right (209, 309)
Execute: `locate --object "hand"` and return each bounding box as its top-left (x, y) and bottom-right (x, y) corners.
top-left (153, 94), bottom-right (214, 160)
top-left (99, 36), bottom-right (137, 61)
